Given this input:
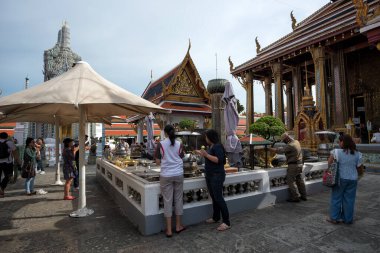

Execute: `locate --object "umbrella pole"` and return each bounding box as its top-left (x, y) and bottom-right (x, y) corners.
top-left (52, 117), bottom-right (63, 185)
top-left (70, 105), bottom-right (94, 217)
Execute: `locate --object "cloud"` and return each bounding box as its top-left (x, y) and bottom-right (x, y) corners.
top-left (0, 0), bottom-right (328, 112)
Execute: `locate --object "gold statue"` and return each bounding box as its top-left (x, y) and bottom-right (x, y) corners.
top-left (228, 56), bottom-right (234, 72)
top-left (291, 11), bottom-right (297, 30)
top-left (255, 36), bottom-right (261, 54)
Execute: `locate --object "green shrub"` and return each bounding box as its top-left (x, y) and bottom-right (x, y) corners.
top-left (179, 119), bottom-right (196, 131)
top-left (249, 116), bottom-right (285, 140)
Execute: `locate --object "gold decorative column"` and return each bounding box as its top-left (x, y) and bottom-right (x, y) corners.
top-left (292, 66), bottom-right (302, 116)
top-left (245, 72), bottom-right (254, 131)
top-left (310, 47), bottom-right (327, 128)
top-left (264, 76), bottom-right (273, 116)
top-left (285, 80), bottom-right (294, 130)
top-left (271, 62), bottom-right (284, 122)
top-left (331, 50), bottom-right (349, 129)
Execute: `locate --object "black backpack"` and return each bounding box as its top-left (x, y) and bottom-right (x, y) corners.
top-left (0, 141), bottom-right (10, 159)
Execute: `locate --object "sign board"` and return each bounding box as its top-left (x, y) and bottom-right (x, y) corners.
top-left (357, 106), bottom-right (365, 112)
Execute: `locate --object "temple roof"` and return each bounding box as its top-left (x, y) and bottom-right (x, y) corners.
top-left (232, 0), bottom-right (379, 75)
top-left (141, 49), bottom-right (209, 105)
top-left (141, 64), bottom-right (180, 102)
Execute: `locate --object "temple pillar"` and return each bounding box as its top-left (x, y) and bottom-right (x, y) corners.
top-left (292, 65), bottom-right (302, 116)
top-left (331, 50), bottom-right (349, 128)
top-left (310, 47), bottom-right (327, 128)
top-left (207, 79), bottom-right (227, 144)
top-left (271, 62), bottom-right (284, 122)
top-left (285, 81), bottom-right (294, 130)
top-left (264, 76), bottom-right (273, 116)
top-left (244, 72), bottom-right (254, 130)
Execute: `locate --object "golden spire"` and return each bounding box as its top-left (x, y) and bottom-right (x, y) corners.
top-left (187, 38), bottom-right (191, 54)
top-left (255, 36), bottom-right (261, 54)
top-left (305, 61), bottom-right (310, 96)
top-left (302, 61), bottom-right (315, 109)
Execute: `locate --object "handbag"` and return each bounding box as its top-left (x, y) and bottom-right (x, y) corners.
top-left (322, 149), bottom-right (339, 187)
top-left (21, 162), bottom-right (34, 179)
top-left (357, 164), bottom-right (365, 179)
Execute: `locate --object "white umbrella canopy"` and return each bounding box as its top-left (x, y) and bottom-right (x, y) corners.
top-left (0, 61), bottom-right (170, 217)
top-left (222, 81), bottom-right (242, 168)
top-left (0, 61), bottom-right (168, 117)
top-left (145, 112), bottom-right (155, 155)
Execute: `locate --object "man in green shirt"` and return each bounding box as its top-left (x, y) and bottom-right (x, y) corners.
top-left (272, 133), bottom-right (307, 202)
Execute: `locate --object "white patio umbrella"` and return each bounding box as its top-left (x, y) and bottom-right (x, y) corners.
top-left (222, 81), bottom-right (242, 168)
top-left (145, 112), bottom-right (155, 156)
top-left (0, 61), bottom-right (169, 217)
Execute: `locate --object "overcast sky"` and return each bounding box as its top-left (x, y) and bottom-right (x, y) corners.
top-left (0, 0), bottom-right (328, 113)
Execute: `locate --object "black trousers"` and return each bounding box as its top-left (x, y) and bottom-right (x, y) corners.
top-left (0, 162), bottom-right (13, 190)
top-left (206, 174), bottom-right (230, 226)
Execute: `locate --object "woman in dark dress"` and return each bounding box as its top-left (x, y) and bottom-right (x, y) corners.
top-left (62, 138), bottom-right (76, 200)
top-left (23, 137), bottom-right (37, 196)
top-left (196, 129), bottom-right (230, 231)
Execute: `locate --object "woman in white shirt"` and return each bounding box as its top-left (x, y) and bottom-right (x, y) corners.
top-left (155, 125), bottom-right (186, 237)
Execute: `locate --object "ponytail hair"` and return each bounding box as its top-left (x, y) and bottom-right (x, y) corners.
top-left (164, 125), bottom-right (176, 146)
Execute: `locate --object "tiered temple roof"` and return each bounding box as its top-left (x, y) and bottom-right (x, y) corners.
top-left (232, 0), bottom-right (380, 76)
top-left (142, 48), bottom-right (211, 114)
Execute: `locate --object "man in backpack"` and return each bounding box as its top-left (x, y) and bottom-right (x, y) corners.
top-left (0, 132), bottom-right (20, 197)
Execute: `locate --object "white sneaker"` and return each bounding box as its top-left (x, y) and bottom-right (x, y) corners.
top-left (40, 171), bottom-right (46, 175)
top-left (37, 170), bottom-right (41, 173)
top-left (37, 189), bottom-right (48, 195)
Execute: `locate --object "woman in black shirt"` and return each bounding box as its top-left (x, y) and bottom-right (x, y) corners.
top-left (196, 129), bottom-right (230, 231)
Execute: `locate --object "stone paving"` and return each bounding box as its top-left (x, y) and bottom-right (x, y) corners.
top-left (0, 165), bottom-right (379, 253)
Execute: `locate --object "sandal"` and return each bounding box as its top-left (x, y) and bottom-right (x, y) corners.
top-left (175, 226), bottom-right (187, 234)
top-left (206, 218), bottom-right (218, 224)
top-left (217, 223), bottom-right (231, 231)
top-left (63, 196), bottom-right (76, 200)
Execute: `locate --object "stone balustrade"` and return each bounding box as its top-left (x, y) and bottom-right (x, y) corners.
top-left (96, 159), bottom-right (328, 235)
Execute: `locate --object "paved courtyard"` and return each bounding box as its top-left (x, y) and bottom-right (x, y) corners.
top-left (0, 165), bottom-right (379, 253)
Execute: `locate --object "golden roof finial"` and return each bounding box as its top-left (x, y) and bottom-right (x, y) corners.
top-left (255, 36), bottom-right (261, 54)
top-left (291, 11), bottom-right (297, 30)
top-left (187, 38), bottom-right (191, 54)
top-left (228, 56), bottom-right (234, 72)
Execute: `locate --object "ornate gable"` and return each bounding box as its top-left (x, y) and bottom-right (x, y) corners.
top-left (142, 43), bottom-right (210, 105)
top-left (165, 52), bottom-right (210, 104)
top-left (171, 69), bottom-right (199, 96)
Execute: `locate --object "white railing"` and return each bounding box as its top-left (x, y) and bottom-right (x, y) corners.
top-left (96, 159), bottom-right (328, 216)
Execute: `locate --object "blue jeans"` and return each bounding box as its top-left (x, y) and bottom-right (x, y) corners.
top-left (25, 177), bottom-right (35, 194)
top-left (37, 159), bottom-right (44, 171)
top-left (330, 178), bottom-right (357, 223)
top-left (206, 173), bottom-right (230, 226)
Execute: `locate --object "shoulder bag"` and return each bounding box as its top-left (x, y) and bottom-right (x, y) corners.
top-left (322, 149), bottom-right (339, 187)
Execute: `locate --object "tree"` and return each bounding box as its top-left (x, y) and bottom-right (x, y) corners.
top-left (179, 119), bottom-right (196, 131)
top-left (249, 116), bottom-right (286, 140)
top-left (236, 99), bottom-right (245, 114)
